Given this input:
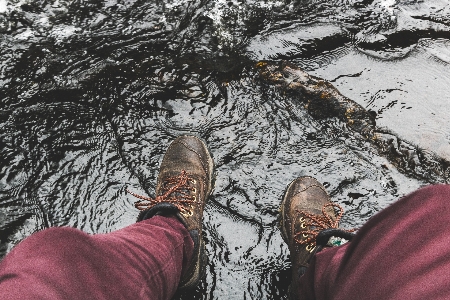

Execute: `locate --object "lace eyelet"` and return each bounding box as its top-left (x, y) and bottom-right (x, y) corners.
top-left (300, 222), bottom-right (307, 229)
top-left (306, 244), bottom-right (316, 252)
top-left (181, 210), bottom-right (193, 217)
top-left (180, 204), bottom-right (194, 217)
top-left (302, 233), bottom-right (309, 238)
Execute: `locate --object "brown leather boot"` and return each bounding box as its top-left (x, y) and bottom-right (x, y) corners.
top-left (127, 135), bottom-right (214, 290)
top-left (279, 177), bottom-right (352, 298)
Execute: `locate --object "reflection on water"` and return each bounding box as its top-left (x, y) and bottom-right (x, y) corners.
top-left (1, 0), bottom-right (449, 298)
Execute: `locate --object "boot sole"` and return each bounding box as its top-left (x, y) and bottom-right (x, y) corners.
top-left (178, 135), bottom-right (215, 291)
top-left (278, 179), bottom-right (295, 246)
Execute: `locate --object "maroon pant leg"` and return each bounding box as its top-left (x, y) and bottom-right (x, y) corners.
top-left (297, 184), bottom-right (450, 300)
top-left (0, 216), bottom-right (193, 300)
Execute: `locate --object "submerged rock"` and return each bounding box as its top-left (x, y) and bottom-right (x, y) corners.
top-left (256, 60), bottom-right (450, 184)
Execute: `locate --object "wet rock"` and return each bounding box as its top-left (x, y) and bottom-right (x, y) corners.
top-left (256, 60), bottom-right (449, 184)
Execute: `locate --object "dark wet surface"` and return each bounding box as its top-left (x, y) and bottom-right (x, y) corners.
top-left (1, 0), bottom-right (450, 298)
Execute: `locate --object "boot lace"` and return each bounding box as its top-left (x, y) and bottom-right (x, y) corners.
top-left (126, 170), bottom-right (199, 216)
top-left (295, 203), bottom-right (355, 251)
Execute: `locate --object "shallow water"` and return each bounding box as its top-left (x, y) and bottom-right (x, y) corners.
top-left (1, 0), bottom-right (449, 298)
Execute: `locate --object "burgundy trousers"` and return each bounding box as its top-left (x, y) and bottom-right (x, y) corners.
top-left (1, 185), bottom-right (450, 299)
top-left (0, 216), bottom-right (194, 300)
top-left (298, 184), bottom-right (450, 299)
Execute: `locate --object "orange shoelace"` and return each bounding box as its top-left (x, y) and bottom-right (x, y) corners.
top-left (295, 203), bottom-right (355, 246)
top-left (126, 170), bottom-right (198, 215)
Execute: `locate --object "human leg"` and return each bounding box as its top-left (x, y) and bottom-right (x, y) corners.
top-left (0, 216), bottom-right (193, 300)
top-left (297, 184), bottom-right (450, 300)
top-left (0, 135), bottom-right (215, 299)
